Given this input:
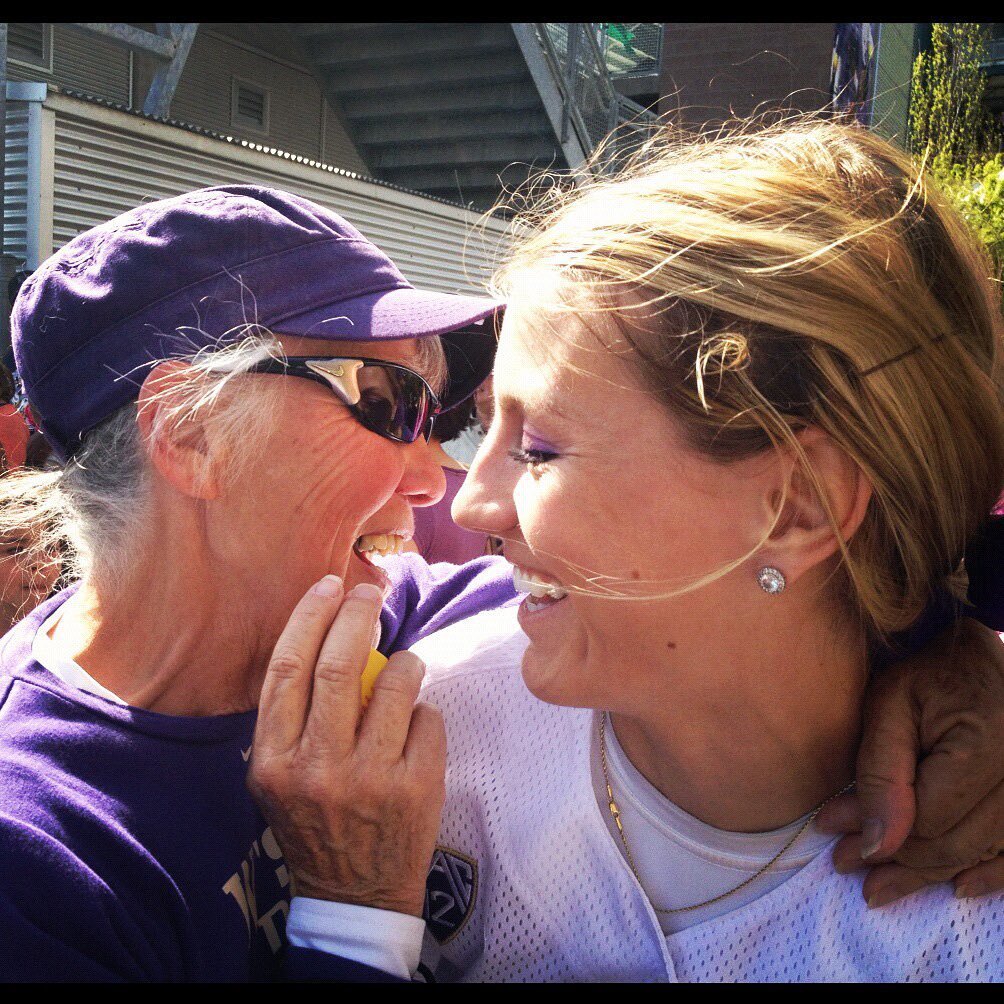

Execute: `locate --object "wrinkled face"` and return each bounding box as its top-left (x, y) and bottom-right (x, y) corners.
top-left (211, 336), bottom-right (445, 637)
top-left (0, 527), bottom-right (60, 634)
top-left (454, 276), bottom-right (776, 713)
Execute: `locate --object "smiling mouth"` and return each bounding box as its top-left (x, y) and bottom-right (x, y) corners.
top-left (512, 565), bottom-right (569, 610)
top-left (353, 532), bottom-right (410, 564)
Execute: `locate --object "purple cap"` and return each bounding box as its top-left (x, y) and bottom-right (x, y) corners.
top-left (11, 185), bottom-right (502, 461)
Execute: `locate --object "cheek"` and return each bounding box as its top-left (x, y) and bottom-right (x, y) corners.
top-left (515, 469), bottom-right (658, 584)
top-left (225, 415), bottom-right (405, 551)
top-left (291, 435), bottom-right (400, 521)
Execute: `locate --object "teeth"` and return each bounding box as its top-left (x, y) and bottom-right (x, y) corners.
top-left (512, 566), bottom-right (568, 600)
top-left (354, 533), bottom-right (406, 557)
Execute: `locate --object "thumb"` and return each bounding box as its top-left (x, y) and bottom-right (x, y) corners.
top-left (855, 666), bottom-right (919, 859)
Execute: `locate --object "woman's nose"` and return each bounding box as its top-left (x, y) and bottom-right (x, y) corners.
top-left (399, 436), bottom-right (448, 508)
top-left (453, 434), bottom-right (518, 536)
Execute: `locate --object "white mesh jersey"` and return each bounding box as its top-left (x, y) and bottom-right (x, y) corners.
top-left (412, 605), bottom-right (1004, 983)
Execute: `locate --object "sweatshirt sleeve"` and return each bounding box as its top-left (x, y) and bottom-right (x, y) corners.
top-left (0, 815), bottom-right (186, 981)
top-left (379, 554), bottom-right (518, 655)
top-left (283, 946), bottom-right (409, 983)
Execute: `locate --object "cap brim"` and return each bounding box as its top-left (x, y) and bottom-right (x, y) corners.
top-left (275, 285), bottom-right (502, 410)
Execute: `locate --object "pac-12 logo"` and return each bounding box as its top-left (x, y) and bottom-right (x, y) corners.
top-left (423, 847), bottom-right (478, 944)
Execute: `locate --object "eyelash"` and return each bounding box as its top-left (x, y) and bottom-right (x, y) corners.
top-left (508, 447), bottom-right (558, 467)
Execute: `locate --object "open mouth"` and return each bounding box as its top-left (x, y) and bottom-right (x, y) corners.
top-left (512, 565), bottom-right (569, 611)
top-left (353, 532), bottom-right (410, 565)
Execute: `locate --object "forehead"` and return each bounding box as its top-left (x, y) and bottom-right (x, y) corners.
top-left (494, 280), bottom-right (635, 407)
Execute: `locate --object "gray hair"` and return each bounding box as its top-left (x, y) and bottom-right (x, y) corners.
top-left (0, 331), bottom-right (448, 588)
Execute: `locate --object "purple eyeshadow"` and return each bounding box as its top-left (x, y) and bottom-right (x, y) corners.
top-left (522, 430), bottom-right (559, 453)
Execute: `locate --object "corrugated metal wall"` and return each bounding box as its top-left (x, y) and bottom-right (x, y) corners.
top-left (51, 24), bottom-right (132, 105)
top-left (9, 24), bottom-right (370, 176)
top-left (47, 92), bottom-right (507, 295)
top-left (131, 30), bottom-right (371, 171)
top-left (2, 102), bottom-right (30, 261)
top-left (322, 102), bottom-right (369, 176)
top-left (7, 25), bottom-right (132, 105)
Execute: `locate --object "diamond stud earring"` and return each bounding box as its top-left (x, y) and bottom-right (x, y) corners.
top-left (757, 566), bottom-right (786, 595)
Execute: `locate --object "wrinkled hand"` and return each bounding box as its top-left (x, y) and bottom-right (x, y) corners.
top-left (248, 576), bottom-right (446, 916)
top-left (816, 617), bottom-right (1004, 907)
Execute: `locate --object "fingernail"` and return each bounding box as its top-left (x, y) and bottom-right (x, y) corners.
top-left (860, 818), bottom-right (884, 859)
top-left (312, 575), bottom-right (342, 598)
top-left (350, 583), bottom-right (383, 602)
top-left (833, 855), bottom-right (857, 875)
top-left (955, 881), bottom-right (986, 899)
top-left (867, 887), bottom-right (899, 910)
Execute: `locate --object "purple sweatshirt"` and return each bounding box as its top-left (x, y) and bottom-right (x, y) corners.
top-left (0, 554), bottom-right (516, 982)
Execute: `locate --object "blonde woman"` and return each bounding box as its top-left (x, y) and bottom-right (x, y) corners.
top-left (257, 125), bottom-right (1004, 981)
top-left (389, 121), bottom-right (1004, 981)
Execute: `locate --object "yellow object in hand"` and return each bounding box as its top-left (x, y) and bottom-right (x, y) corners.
top-left (360, 648), bottom-right (389, 708)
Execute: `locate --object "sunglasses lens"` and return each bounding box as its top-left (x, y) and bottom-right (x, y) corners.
top-left (355, 364), bottom-right (431, 443)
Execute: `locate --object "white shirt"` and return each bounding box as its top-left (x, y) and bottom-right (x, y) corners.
top-left (411, 604), bottom-right (1004, 982)
top-left (596, 712), bottom-right (838, 934)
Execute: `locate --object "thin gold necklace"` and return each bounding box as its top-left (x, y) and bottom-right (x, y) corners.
top-left (598, 712), bottom-right (855, 915)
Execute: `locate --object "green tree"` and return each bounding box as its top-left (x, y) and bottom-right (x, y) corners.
top-left (909, 23), bottom-right (1004, 271)
top-left (935, 155), bottom-right (1004, 267)
top-left (909, 22), bottom-right (999, 169)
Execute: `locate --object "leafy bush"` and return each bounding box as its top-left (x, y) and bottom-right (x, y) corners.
top-left (909, 23), bottom-right (1004, 272)
top-left (932, 155), bottom-right (1004, 269)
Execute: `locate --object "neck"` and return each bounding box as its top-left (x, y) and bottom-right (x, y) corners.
top-left (53, 547), bottom-right (269, 718)
top-left (610, 604), bottom-right (866, 833)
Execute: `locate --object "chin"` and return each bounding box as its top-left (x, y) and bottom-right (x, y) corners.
top-left (519, 645), bottom-right (584, 708)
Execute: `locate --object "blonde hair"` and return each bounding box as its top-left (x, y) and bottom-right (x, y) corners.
top-left (497, 118), bottom-right (1004, 643)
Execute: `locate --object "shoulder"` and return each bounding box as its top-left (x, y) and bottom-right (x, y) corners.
top-left (414, 602), bottom-right (533, 733)
top-left (0, 810), bottom-right (186, 980)
top-left (379, 553), bottom-right (518, 653)
top-left (414, 604), bottom-right (580, 765)
top-left (414, 603), bottom-right (527, 687)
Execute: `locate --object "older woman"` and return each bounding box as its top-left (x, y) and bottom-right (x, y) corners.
top-left (366, 121), bottom-right (1004, 980)
top-left (0, 185), bottom-right (502, 981)
top-left (1, 179), bottom-right (1002, 984)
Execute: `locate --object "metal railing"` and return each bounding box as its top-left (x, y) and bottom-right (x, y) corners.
top-left (602, 23), bottom-right (663, 78)
top-left (533, 23), bottom-right (657, 168)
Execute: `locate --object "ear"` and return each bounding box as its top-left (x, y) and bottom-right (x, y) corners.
top-left (136, 362), bottom-right (219, 501)
top-left (758, 426), bottom-right (872, 586)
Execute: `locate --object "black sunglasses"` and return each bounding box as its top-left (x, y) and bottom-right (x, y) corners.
top-left (248, 356), bottom-right (441, 444)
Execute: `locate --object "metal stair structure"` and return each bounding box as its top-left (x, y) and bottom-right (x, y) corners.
top-left (285, 22), bottom-right (654, 211)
